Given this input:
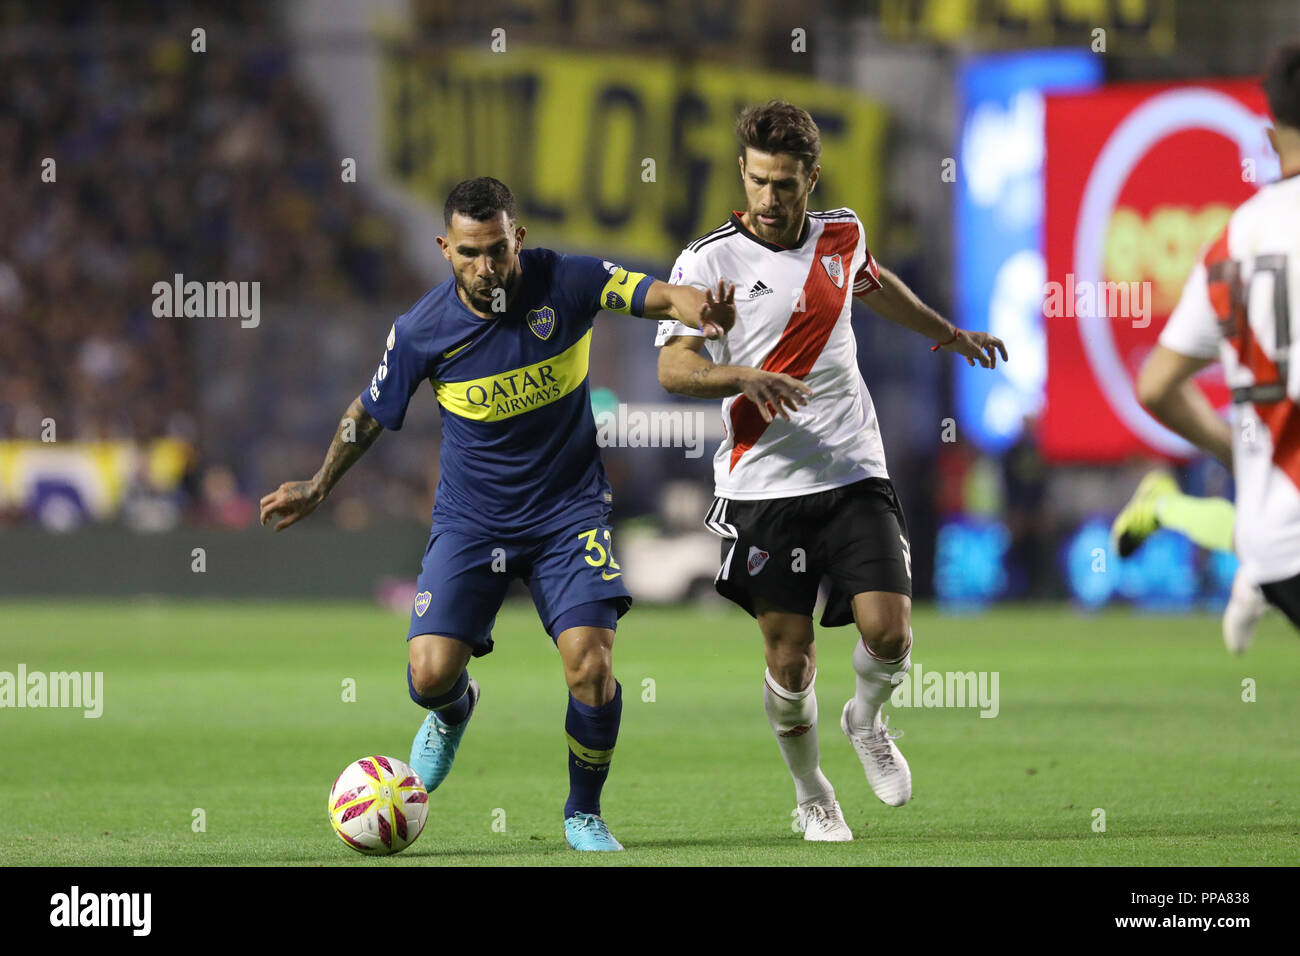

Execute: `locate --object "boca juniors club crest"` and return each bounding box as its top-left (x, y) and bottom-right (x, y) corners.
top-left (413, 591), bottom-right (432, 617)
top-left (527, 306), bottom-right (555, 341)
top-left (820, 253), bottom-right (844, 289)
top-left (747, 546), bottom-right (769, 576)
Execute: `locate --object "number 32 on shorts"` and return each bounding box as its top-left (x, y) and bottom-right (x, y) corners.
top-left (578, 528), bottom-right (622, 581)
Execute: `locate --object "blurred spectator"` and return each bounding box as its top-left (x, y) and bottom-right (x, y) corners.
top-left (196, 464), bottom-right (254, 528)
top-left (121, 448), bottom-right (183, 533)
top-left (1002, 415), bottom-right (1054, 597)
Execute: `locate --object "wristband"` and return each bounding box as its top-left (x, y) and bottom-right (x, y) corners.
top-left (930, 328), bottom-right (962, 352)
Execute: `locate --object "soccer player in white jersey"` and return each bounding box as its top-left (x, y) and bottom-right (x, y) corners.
top-left (1121, 44), bottom-right (1300, 652)
top-left (654, 101), bottom-right (1006, 841)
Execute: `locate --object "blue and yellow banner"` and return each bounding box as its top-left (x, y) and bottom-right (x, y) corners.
top-left (0, 440), bottom-right (191, 520)
top-left (380, 48), bottom-right (886, 261)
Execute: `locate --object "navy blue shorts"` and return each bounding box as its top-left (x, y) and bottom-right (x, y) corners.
top-left (405, 515), bottom-right (632, 656)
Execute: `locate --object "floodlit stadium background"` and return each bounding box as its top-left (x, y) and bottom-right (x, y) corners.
top-left (3, 0), bottom-right (1298, 612)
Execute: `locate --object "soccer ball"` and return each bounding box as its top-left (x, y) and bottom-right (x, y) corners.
top-left (328, 755), bottom-right (428, 855)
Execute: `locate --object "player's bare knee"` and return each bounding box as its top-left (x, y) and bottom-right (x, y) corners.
top-left (853, 591), bottom-right (911, 657)
top-left (855, 604), bottom-right (911, 661)
top-left (857, 618), bottom-right (910, 661)
top-left (757, 612), bottom-right (814, 681)
top-left (557, 625), bottom-right (615, 699)
top-left (564, 647), bottom-right (612, 692)
top-left (862, 629), bottom-right (908, 662)
top-left (769, 655), bottom-right (813, 692)
top-left (409, 663), bottom-right (458, 698)
top-left (763, 634), bottom-right (815, 691)
top-left (408, 645), bottom-right (459, 697)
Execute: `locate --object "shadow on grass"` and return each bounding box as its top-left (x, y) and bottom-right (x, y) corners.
top-left (265, 832), bottom-right (810, 863)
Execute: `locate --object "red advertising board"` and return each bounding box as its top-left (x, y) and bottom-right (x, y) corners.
top-left (1041, 80), bottom-right (1273, 461)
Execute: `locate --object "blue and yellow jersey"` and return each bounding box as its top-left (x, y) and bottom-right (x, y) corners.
top-left (360, 247), bottom-right (653, 538)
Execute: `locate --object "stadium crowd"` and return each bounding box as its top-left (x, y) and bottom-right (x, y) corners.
top-left (0, 2), bottom-right (430, 528)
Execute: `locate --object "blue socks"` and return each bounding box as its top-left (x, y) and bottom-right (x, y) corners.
top-left (408, 666), bottom-right (472, 726)
top-left (563, 682), bottom-right (622, 819)
top-left (408, 665), bottom-right (621, 814)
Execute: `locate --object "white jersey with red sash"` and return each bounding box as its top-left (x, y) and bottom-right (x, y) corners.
top-left (1160, 174), bottom-right (1300, 585)
top-left (654, 208), bottom-right (888, 500)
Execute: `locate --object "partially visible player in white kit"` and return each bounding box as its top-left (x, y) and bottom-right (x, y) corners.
top-left (1136, 43), bottom-right (1300, 645)
top-left (655, 101), bottom-right (1007, 840)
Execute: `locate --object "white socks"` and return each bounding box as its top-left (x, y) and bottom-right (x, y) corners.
top-left (763, 668), bottom-right (834, 805)
top-left (848, 633), bottom-right (912, 732)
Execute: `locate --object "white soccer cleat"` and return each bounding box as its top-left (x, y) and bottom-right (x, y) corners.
top-left (1223, 568), bottom-right (1269, 655)
top-left (794, 799), bottom-right (853, 842)
top-left (841, 700), bottom-right (912, 807)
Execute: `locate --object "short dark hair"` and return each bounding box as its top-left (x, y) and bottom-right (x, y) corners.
top-left (1264, 42), bottom-right (1300, 131)
top-left (443, 177), bottom-right (516, 227)
top-left (735, 101), bottom-right (822, 175)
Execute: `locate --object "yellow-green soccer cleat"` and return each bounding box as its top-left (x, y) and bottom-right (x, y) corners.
top-left (1111, 470), bottom-right (1178, 558)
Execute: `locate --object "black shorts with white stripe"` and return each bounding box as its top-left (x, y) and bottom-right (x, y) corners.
top-left (705, 477), bottom-right (912, 627)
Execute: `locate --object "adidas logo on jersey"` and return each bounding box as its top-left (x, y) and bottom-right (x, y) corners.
top-left (747, 280), bottom-right (773, 299)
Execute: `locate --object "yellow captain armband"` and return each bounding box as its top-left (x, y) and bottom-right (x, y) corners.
top-left (598, 266), bottom-right (650, 315)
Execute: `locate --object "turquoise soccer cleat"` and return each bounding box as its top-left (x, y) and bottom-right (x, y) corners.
top-left (408, 677), bottom-right (479, 793)
top-left (563, 812), bottom-right (624, 851)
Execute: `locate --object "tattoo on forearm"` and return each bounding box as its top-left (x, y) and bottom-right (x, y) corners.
top-left (675, 360), bottom-right (743, 398)
top-left (314, 398), bottom-right (383, 493)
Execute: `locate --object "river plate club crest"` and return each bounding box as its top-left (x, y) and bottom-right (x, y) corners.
top-left (820, 253), bottom-right (844, 289)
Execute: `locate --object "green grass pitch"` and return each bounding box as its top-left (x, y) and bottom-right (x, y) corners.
top-left (1, 599), bottom-right (1297, 866)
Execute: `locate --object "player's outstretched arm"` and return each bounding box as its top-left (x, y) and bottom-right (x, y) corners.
top-left (657, 335), bottom-right (812, 423)
top-left (1137, 345), bottom-right (1233, 467)
top-left (642, 279), bottom-right (735, 338)
top-left (865, 266), bottom-right (1007, 369)
top-left (259, 397), bottom-right (385, 531)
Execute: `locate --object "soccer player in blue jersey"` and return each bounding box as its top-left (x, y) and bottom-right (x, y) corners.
top-left (259, 177), bottom-right (733, 851)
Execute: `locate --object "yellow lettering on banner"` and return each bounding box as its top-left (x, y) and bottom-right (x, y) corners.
top-left (922, 0), bottom-right (976, 44)
top-left (883, 0), bottom-right (1170, 51)
top-left (1103, 203), bottom-right (1231, 315)
top-left (1059, 0), bottom-right (1110, 23)
top-left (435, 329), bottom-right (592, 422)
top-left (379, 49), bottom-right (886, 261)
top-left (1000, 0), bottom-right (1051, 24)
